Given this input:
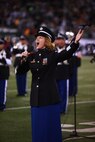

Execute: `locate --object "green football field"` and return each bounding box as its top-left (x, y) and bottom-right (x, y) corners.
top-left (0, 56), bottom-right (95, 142)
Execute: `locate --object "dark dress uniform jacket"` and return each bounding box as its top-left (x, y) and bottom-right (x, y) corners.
top-left (22, 42), bottom-right (79, 107)
top-left (13, 45), bottom-right (33, 74)
top-left (13, 47), bottom-right (27, 74)
top-left (0, 49), bottom-right (11, 80)
top-left (56, 49), bottom-right (71, 80)
top-left (56, 62), bottom-right (71, 80)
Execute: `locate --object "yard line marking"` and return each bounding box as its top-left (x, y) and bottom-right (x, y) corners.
top-left (64, 137), bottom-right (83, 141)
top-left (6, 106), bottom-right (30, 110)
top-left (5, 100), bottom-right (95, 111)
top-left (79, 121), bottom-right (95, 126)
top-left (7, 89), bottom-right (30, 92)
top-left (69, 100), bottom-right (95, 105)
top-left (62, 127), bottom-right (95, 132)
top-left (63, 135), bottom-right (95, 141)
top-left (86, 135), bottom-right (95, 138)
top-left (61, 124), bottom-right (74, 128)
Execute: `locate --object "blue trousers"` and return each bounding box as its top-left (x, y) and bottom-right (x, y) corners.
top-left (16, 73), bottom-right (27, 96)
top-left (57, 79), bottom-right (69, 113)
top-left (31, 104), bottom-right (62, 142)
top-left (0, 80), bottom-right (7, 110)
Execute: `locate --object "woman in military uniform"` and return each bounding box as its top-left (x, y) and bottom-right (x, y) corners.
top-left (21, 26), bottom-right (84, 142)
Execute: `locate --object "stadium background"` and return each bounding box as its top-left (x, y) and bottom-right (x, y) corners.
top-left (0, 0), bottom-right (95, 142)
top-left (0, 0), bottom-right (95, 38)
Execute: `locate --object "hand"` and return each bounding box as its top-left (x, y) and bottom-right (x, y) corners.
top-left (75, 29), bottom-right (84, 43)
top-left (21, 51), bottom-right (31, 63)
top-left (0, 58), bottom-right (6, 64)
top-left (21, 51), bottom-right (29, 57)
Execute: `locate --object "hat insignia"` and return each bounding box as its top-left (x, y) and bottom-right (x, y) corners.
top-left (40, 27), bottom-right (43, 31)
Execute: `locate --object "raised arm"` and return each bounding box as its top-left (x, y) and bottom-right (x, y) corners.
top-left (55, 29), bottom-right (84, 62)
top-left (74, 29), bottom-right (84, 43)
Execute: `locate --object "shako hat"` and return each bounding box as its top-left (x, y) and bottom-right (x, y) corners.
top-left (56, 33), bottom-right (68, 40)
top-left (20, 35), bottom-right (26, 40)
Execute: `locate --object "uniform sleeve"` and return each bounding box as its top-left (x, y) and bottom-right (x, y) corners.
top-left (55, 42), bottom-right (79, 63)
top-left (5, 50), bottom-right (12, 66)
top-left (14, 56), bottom-right (30, 74)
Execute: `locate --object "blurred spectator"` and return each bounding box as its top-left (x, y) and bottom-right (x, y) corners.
top-left (0, 0), bottom-right (94, 38)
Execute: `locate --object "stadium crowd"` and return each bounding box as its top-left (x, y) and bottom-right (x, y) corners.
top-left (0, 0), bottom-right (95, 38)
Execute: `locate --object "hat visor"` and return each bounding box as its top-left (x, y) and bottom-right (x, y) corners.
top-left (35, 32), bottom-right (49, 38)
top-left (35, 33), bottom-right (55, 42)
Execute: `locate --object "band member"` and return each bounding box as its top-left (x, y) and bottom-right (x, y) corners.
top-left (55, 33), bottom-right (71, 113)
top-left (20, 26), bottom-right (84, 142)
top-left (65, 31), bottom-right (82, 97)
top-left (12, 35), bottom-right (29, 96)
top-left (69, 49), bottom-right (82, 96)
top-left (0, 39), bottom-right (12, 111)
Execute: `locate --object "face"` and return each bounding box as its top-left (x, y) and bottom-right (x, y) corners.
top-left (20, 39), bottom-right (27, 45)
top-left (35, 36), bottom-right (45, 49)
top-left (55, 38), bottom-right (65, 48)
top-left (5, 36), bottom-right (11, 42)
top-left (0, 43), bottom-right (4, 50)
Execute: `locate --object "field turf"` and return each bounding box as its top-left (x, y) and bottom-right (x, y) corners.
top-left (0, 56), bottom-right (95, 142)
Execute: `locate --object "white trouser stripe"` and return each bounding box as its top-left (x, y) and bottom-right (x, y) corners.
top-left (4, 80), bottom-right (7, 104)
top-left (65, 79), bottom-right (69, 112)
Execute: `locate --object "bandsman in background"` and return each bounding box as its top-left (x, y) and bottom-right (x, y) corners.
top-left (55, 33), bottom-right (71, 114)
top-left (12, 35), bottom-right (29, 96)
top-left (65, 31), bottom-right (82, 97)
top-left (4, 35), bottom-right (12, 53)
top-left (0, 39), bottom-right (12, 111)
top-left (68, 49), bottom-right (82, 97)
